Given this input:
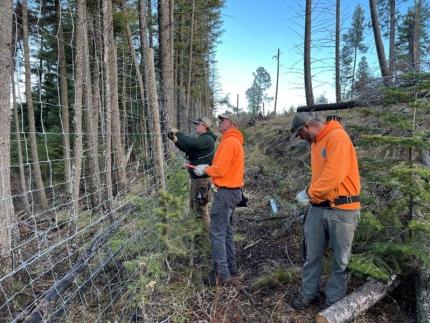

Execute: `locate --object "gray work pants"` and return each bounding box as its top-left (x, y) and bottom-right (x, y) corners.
top-left (209, 188), bottom-right (242, 278)
top-left (302, 206), bottom-right (359, 304)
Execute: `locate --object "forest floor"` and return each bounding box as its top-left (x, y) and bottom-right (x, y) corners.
top-left (175, 112), bottom-right (418, 322)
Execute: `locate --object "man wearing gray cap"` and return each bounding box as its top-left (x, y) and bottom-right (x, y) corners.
top-left (167, 117), bottom-right (216, 230)
top-left (290, 112), bottom-right (360, 309)
top-left (193, 114), bottom-right (245, 286)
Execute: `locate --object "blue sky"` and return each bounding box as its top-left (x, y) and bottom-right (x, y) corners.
top-left (215, 0), bottom-right (413, 114)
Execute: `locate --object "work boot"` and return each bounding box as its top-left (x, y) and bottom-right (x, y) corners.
top-left (203, 272), bottom-right (232, 287)
top-left (291, 297), bottom-right (317, 310)
top-left (229, 265), bottom-right (238, 277)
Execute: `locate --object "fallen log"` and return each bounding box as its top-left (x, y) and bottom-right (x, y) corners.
top-left (315, 275), bottom-right (399, 323)
top-left (297, 101), bottom-right (358, 112)
top-left (21, 204), bottom-right (135, 323)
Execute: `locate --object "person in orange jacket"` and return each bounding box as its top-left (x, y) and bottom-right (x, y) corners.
top-left (290, 112), bottom-right (361, 309)
top-left (193, 114), bottom-right (244, 285)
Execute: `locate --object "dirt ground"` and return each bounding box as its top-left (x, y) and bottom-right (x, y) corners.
top-left (182, 188), bottom-right (417, 322)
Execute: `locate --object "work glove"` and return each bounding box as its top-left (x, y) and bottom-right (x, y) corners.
top-left (296, 189), bottom-right (310, 206)
top-left (193, 164), bottom-right (208, 176)
top-left (167, 128), bottom-right (178, 141)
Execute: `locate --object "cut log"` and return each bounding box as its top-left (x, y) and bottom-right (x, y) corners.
top-left (315, 275), bottom-right (399, 323)
top-left (297, 101), bottom-right (358, 112)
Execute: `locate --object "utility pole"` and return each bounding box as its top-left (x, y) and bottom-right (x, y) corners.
top-left (274, 48), bottom-right (280, 115)
top-left (236, 93), bottom-right (239, 114)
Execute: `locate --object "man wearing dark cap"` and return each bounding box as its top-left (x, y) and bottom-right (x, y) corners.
top-left (193, 114), bottom-right (245, 285)
top-left (167, 117), bottom-right (216, 230)
top-left (290, 112), bottom-right (361, 309)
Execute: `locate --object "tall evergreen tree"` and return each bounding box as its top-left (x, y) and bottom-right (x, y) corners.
top-left (246, 67), bottom-right (271, 116)
top-left (396, 0), bottom-right (430, 72)
top-left (344, 5), bottom-right (367, 98)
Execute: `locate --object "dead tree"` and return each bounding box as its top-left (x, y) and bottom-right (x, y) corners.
top-left (304, 0), bottom-right (314, 106)
top-left (369, 0), bottom-right (390, 78)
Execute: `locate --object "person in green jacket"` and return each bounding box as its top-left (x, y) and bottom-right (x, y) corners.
top-left (167, 117), bottom-right (217, 230)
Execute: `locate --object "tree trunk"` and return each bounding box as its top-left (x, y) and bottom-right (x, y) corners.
top-left (274, 48), bottom-right (280, 114)
top-left (335, 0), bottom-right (341, 103)
top-left (121, 48), bottom-right (127, 148)
top-left (105, 0), bottom-right (127, 192)
top-left (11, 61), bottom-right (30, 211)
top-left (369, 0), bottom-right (390, 78)
top-left (158, 0), bottom-right (175, 128)
top-left (0, 0), bottom-right (15, 271)
top-left (138, 0), bottom-right (152, 170)
top-left (83, 16), bottom-right (102, 209)
top-left (351, 47), bottom-right (358, 99)
top-left (388, 0), bottom-right (396, 75)
top-left (315, 276), bottom-right (399, 323)
top-left (22, 0), bottom-right (48, 209)
top-left (147, 0), bottom-right (154, 48)
top-left (146, 48), bottom-right (166, 191)
top-left (55, 0), bottom-right (71, 185)
top-left (304, 0), bottom-right (314, 106)
top-left (102, 0), bottom-right (114, 210)
top-left (69, 0), bottom-right (86, 229)
top-left (125, 23), bottom-right (148, 162)
top-left (410, 6), bottom-right (420, 72)
top-left (417, 269), bottom-right (430, 323)
top-left (185, 0), bottom-right (195, 118)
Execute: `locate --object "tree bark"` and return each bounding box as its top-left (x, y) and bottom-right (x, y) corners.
top-left (11, 54), bottom-right (30, 211)
top-left (0, 0), bottom-right (15, 271)
top-left (388, 0), bottom-right (396, 74)
top-left (369, 0), bottom-right (390, 78)
top-left (335, 0), bottom-right (341, 103)
top-left (55, 0), bottom-right (71, 185)
top-left (69, 0), bottom-right (86, 229)
top-left (304, 0), bottom-right (314, 106)
top-left (83, 16), bottom-right (102, 209)
top-left (22, 0), bottom-right (48, 209)
top-left (105, 0), bottom-right (127, 192)
top-left (315, 276), bottom-right (399, 323)
top-left (185, 0), bottom-right (195, 115)
top-left (158, 0), bottom-right (175, 128)
top-left (125, 23), bottom-right (148, 162)
top-left (138, 0), bottom-right (152, 167)
top-left (146, 48), bottom-right (166, 191)
top-left (102, 0), bottom-right (114, 210)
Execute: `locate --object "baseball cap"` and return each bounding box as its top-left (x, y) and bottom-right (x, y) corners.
top-left (290, 112), bottom-right (318, 138)
top-left (218, 114), bottom-right (238, 126)
top-left (192, 117), bottom-right (212, 128)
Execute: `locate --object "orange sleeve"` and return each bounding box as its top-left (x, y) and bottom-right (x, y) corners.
top-left (308, 134), bottom-right (349, 200)
top-left (205, 140), bottom-right (235, 178)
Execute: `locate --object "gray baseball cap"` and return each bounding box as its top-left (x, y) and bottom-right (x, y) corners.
top-left (192, 117), bottom-right (212, 128)
top-left (290, 112), bottom-right (318, 138)
top-left (218, 114), bottom-right (238, 126)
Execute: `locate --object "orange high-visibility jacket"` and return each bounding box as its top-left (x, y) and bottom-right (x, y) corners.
top-left (307, 121), bottom-right (361, 210)
top-left (205, 128), bottom-right (244, 188)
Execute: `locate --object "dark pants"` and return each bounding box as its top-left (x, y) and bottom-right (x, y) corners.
top-left (209, 188), bottom-right (242, 278)
top-left (190, 178), bottom-right (212, 230)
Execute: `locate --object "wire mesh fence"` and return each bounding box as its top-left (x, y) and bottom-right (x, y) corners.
top-left (0, 2), bottom-right (180, 321)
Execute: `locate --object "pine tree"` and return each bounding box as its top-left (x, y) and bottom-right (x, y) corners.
top-left (344, 5), bottom-right (367, 98)
top-left (353, 56), bottom-right (372, 96)
top-left (396, 0), bottom-right (430, 73)
top-left (246, 67), bottom-right (271, 116)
